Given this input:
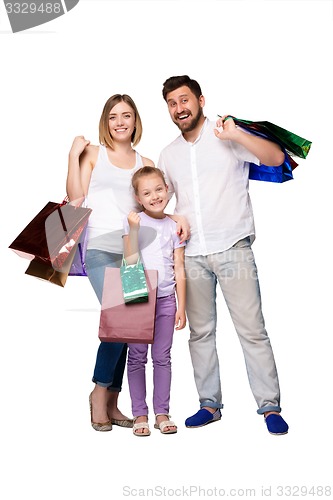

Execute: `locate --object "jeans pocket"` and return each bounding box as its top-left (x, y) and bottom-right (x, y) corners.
top-left (232, 236), bottom-right (251, 249)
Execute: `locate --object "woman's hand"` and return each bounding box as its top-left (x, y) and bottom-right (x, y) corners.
top-left (69, 135), bottom-right (91, 159)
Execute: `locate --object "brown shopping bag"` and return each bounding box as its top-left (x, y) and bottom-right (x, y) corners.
top-left (9, 199), bottom-right (92, 269)
top-left (25, 238), bottom-right (79, 287)
top-left (9, 199), bottom-right (91, 286)
top-left (99, 268), bottom-right (158, 344)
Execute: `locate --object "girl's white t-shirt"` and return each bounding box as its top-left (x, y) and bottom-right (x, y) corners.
top-left (123, 212), bottom-right (186, 297)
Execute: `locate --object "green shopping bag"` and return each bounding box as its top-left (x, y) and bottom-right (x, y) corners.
top-left (218, 115), bottom-right (312, 183)
top-left (120, 258), bottom-right (149, 304)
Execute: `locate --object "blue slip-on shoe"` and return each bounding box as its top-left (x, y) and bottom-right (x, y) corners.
top-left (265, 414), bottom-right (289, 435)
top-left (185, 408), bottom-right (221, 428)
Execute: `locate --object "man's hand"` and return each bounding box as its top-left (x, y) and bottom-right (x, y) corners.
top-left (214, 115), bottom-right (285, 165)
top-left (175, 215), bottom-right (191, 243)
top-left (214, 115), bottom-right (238, 141)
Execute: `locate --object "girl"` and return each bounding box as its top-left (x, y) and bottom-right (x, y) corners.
top-left (123, 166), bottom-right (186, 436)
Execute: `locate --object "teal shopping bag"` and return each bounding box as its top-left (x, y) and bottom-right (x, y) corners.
top-left (120, 258), bottom-right (149, 304)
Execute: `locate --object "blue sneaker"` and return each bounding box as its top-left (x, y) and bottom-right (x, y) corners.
top-left (185, 408), bottom-right (221, 428)
top-left (265, 414), bottom-right (289, 435)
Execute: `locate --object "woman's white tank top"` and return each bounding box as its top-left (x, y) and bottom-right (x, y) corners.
top-left (86, 145), bottom-right (143, 254)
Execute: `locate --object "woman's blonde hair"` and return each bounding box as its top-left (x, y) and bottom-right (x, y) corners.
top-left (99, 94), bottom-right (143, 149)
top-left (131, 166), bottom-right (166, 195)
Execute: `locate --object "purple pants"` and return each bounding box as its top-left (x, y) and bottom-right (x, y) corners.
top-left (127, 294), bottom-right (177, 416)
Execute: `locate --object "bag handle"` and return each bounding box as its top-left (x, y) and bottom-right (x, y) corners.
top-left (122, 256), bottom-right (142, 268)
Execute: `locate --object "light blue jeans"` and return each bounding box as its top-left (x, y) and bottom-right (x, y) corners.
top-left (85, 249), bottom-right (127, 391)
top-left (185, 237), bottom-right (281, 415)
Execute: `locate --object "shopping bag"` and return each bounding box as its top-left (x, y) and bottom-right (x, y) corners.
top-left (68, 224), bottom-right (89, 276)
top-left (220, 115), bottom-right (312, 183)
top-left (247, 150), bottom-right (294, 183)
top-left (25, 229), bottom-right (81, 287)
top-left (25, 250), bottom-right (77, 287)
top-left (9, 199), bottom-right (92, 271)
top-left (99, 268), bottom-right (158, 344)
top-left (230, 116), bottom-right (312, 159)
top-left (120, 258), bottom-right (148, 303)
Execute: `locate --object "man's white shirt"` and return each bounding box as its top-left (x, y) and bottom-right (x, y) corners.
top-left (158, 118), bottom-right (260, 256)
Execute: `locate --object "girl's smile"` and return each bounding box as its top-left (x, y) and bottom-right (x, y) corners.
top-left (135, 173), bottom-right (169, 218)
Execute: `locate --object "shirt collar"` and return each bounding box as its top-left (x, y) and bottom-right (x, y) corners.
top-left (180, 117), bottom-right (208, 145)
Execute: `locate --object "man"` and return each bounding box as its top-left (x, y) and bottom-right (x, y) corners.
top-left (158, 75), bottom-right (289, 435)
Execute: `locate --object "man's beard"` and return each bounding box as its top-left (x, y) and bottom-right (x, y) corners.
top-left (174, 107), bottom-right (204, 133)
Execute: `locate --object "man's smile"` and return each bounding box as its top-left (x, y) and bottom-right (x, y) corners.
top-left (176, 110), bottom-right (191, 122)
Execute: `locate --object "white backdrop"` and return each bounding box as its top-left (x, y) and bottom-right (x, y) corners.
top-left (1, 1), bottom-right (332, 499)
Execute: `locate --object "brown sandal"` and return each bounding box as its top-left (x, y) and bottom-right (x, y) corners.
top-left (89, 393), bottom-right (112, 432)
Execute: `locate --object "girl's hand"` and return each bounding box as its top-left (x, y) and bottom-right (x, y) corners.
top-left (69, 135), bottom-right (91, 159)
top-left (127, 211), bottom-right (141, 230)
top-left (175, 310), bottom-right (186, 330)
top-left (214, 115), bottom-right (238, 141)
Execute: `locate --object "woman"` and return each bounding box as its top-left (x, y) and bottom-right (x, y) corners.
top-left (66, 94), bottom-right (188, 431)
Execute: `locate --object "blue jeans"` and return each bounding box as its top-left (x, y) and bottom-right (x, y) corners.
top-left (185, 237), bottom-right (281, 415)
top-left (85, 249), bottom-right (127, 391)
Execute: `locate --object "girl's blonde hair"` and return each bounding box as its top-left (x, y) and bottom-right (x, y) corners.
top-left (99, 94), bottom-right (143, 149)
top-left (131, 166), bottom-right (166, 195)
